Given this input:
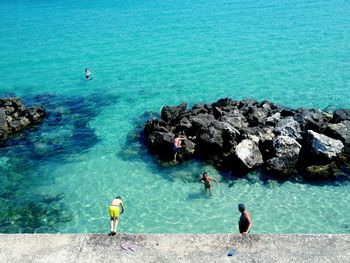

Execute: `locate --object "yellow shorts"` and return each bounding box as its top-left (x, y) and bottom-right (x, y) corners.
top-left (109, 206), bottom-right (120, 218)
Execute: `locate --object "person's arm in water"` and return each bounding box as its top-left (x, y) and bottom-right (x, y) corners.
top-left (243, 211), bottom-right (253, 235)
top-left (209, 177), bottom-right (221, 187)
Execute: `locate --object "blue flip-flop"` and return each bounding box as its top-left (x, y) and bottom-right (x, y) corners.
top-left (228, 248), bottom-right (237, 257)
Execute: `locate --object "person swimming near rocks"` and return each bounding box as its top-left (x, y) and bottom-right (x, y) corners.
top-left (238, 203), bottom-right (252, 235)
top-left (108, 196), bottom-right (125, 236)
top-left (85, 68), bottom-right (92, 80)
top-left (200, 172), bottom-right (220, 192)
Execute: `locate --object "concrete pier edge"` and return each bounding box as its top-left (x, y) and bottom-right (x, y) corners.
top-left (0, 234), bottom-right (349, 262)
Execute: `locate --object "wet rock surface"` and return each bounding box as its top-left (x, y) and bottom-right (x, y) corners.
top-left (0, 97), bottom-right (46, 142)
top-left (144, 98), bottom-right (350, 181)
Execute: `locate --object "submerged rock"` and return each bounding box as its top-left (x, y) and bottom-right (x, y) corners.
top-left (304, 163), bottom-right (341, 181)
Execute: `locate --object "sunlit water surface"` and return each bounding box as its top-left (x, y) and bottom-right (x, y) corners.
top-left (0, 0), bottom-right (349, 233)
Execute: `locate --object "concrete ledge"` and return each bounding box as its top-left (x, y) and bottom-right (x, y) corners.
top-left (0, 234), bottom-right (349, 262)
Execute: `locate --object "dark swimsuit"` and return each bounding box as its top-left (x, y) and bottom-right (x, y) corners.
top-left (239, 214), bottom-right (250, 233)
top-left (173, 145), bottom-right (179, 152)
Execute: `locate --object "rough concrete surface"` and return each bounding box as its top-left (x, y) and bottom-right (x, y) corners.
top-left (0, 234), bottom-right (349, 263)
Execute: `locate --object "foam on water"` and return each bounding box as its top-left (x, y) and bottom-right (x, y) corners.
top-left (0, 0), bottom-right (349, 233)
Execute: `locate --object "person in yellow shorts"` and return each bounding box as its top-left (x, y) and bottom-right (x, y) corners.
top-left (108, 196), bottom-right (125, 236)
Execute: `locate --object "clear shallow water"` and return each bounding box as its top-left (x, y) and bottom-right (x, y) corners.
top-left (0, 0), bottom-right (349, 233)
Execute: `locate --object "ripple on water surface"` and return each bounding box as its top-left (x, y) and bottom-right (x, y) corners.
top-left (0, 0), bottom-right (350, 233)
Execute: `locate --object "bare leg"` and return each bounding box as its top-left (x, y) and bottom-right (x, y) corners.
top-left (114, 217), bottom-right (119, 233)
top-left (173, 152), bottom-right (177, 162)
top-left (110, 217), bottom-right (115, 233)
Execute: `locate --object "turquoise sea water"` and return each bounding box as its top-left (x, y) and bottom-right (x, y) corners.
top-left (0, 0), bottom-right (349, 233)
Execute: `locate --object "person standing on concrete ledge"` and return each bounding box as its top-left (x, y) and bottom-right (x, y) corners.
top-left (238, 204), bottom-right (252, 235)
top-left (108, 196), bottom-right (124, 236)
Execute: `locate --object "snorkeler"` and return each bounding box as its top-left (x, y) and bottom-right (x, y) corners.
top-left (200, 172), bottom-right (220, 192)
top-left (108, 196), bottom-right (125, 236)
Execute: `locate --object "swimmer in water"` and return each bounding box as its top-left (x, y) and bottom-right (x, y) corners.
top-left (200, 172), bottom-right (220, 192)
top-left (85, 68), bottom-right (92, 80)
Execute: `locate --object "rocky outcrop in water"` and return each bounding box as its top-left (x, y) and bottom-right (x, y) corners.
top-left (144, 98), bottom-right (350, 181)
top-left (0, 97), bottom-right (46, 142)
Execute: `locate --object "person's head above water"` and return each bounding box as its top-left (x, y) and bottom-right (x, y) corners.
top-left (238, 203), bottom-right (245, 213)
top-left (202, 172), bottom-right (208, 178)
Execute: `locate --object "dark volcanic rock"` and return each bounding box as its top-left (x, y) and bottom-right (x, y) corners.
top-left (212, 98), bottom-right (234, 109)
top-left (190, 104), bottom-right (208, 116)
top-left (189, 113), bottom-right (215, 130)
top-left (175, 117), bottom-right (193, 134)
top-left (220, 112), bottom-right (248, 130)
top-left (143, 97), bottom-right (350, 182)
top-left (0, 109), bottom-right (8, 128)
top-left (265, 112), bottom-right (281, 126)
top-left (332, 109), bottom-right (350, 123)
top-left (147, 131), bottom-right (174, 159)
top-left (324, 121), bottom-right (350, 148)
top-left (161, 103), bottom-right (187, 123)
top-left (293, 108), bottom-right (328, 132)
top-left (247, 108), bottom-right (268, 126)
top-left (8, 117), bottom-right (31, 132)
top-left (260, 100), bottom-right (279, 111)
top-left (304, 163), bottom-right (341, 181)
top-left (0, 97), bottom-right (25, 111)
top-left (26, 106), bottom-right (46, 122)
top-left (275, 117), bottom-right (302, 140)
top-left (306, 130), bottom-right (344, 160)
top-left (266, 136), bottom-right (302, 176)
top-left (177, 138), bottom-right (196, 160)
top-left (213, 106), bottom-right (225, 119)
top-left (238, 99), bottom-right (259, 115)
top-left (212, 120), bottom-right (240, 150)
top-left (0, 97), bottom-right (46, 143)
top-left (197, 126), bottom-right (224, 157)
top-left (144, 119), bottom-right (169, 136)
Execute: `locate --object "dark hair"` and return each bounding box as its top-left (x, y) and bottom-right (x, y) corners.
top-left (202, 172), bottom-right (208, 177)
top-left (116, 196), bottom-right (122, 199)
top-left (238, 204), bottom-right (245, 213)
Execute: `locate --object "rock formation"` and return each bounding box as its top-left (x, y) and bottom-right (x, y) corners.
top-left (144, 98), bottom-right (350, 181)
top-left (0, 97), bottom-right (46, 142)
